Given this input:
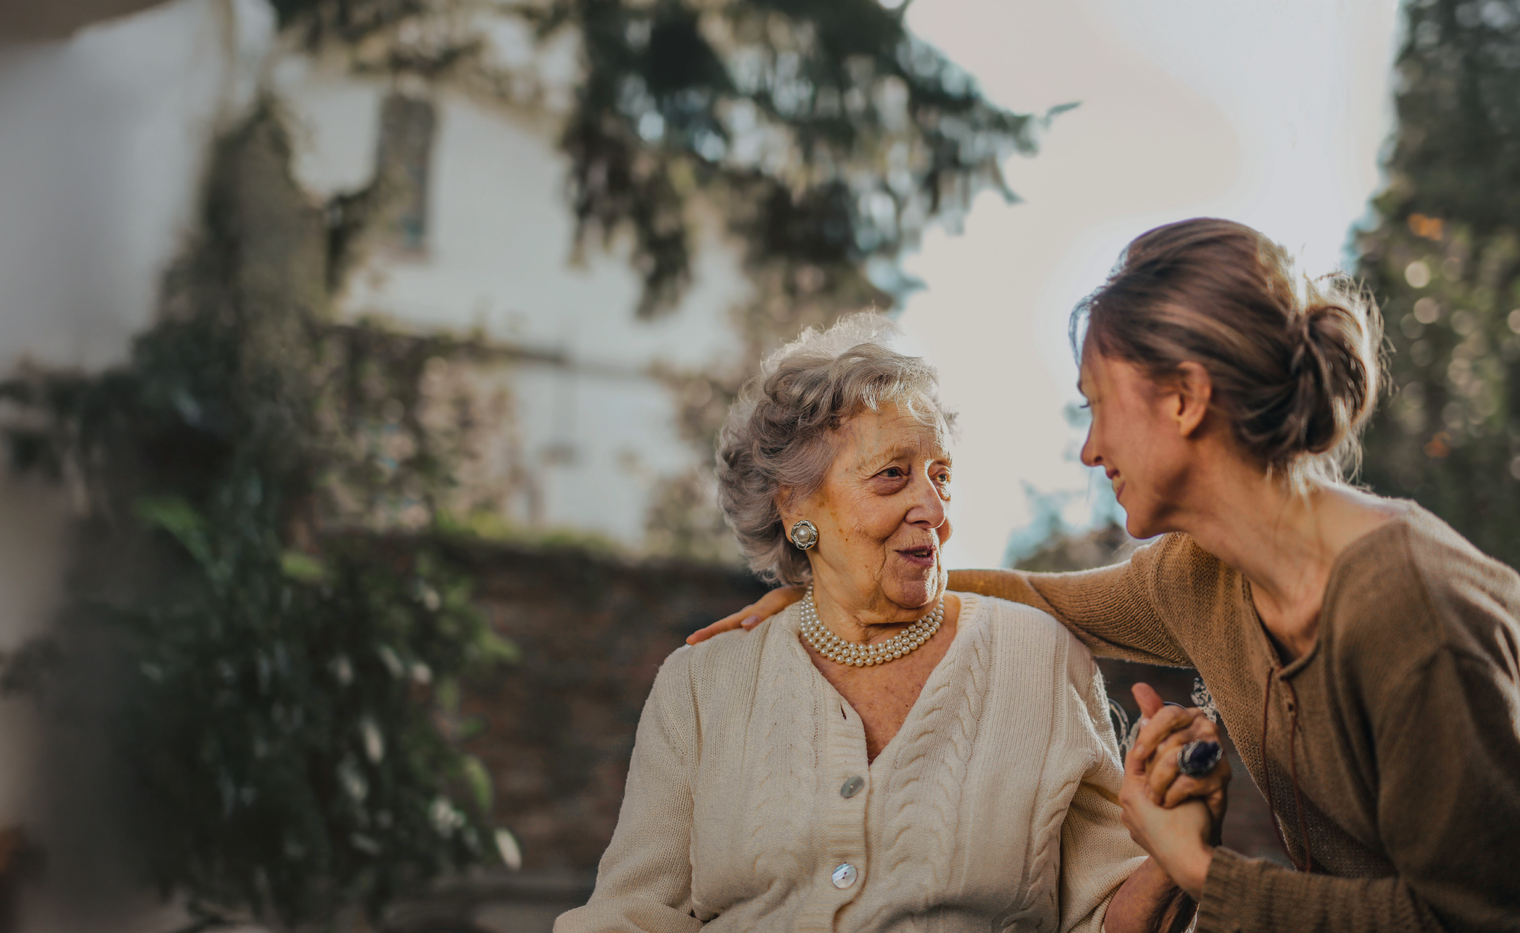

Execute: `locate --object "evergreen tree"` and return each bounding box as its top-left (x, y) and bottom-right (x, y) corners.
top-left (1356, 0), bottom-right (1520, 568)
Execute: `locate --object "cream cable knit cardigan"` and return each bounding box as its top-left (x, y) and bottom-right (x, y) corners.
top-left (557, 593), bottom-right (1147, 933)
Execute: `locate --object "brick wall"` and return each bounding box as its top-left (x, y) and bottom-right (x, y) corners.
top-left (443, 539), bottom-right (768, 874)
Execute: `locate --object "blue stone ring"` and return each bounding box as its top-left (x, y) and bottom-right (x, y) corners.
top-left (1177, 740), bottom-right (1223, 778)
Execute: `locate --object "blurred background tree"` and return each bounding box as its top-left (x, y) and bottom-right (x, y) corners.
top-left (1356, 0), bottom-right (1520, 568)
top-left (272, 0), bottom-right (1065, 561)
top-left (0, 0), bottom-right (1053, 929)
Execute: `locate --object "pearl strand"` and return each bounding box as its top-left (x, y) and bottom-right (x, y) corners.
top-left (798, 586), bottom-right (944, 667)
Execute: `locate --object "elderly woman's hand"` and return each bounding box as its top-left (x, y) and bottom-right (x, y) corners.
top-left (686, 586), bottom-right (805, 645)
top-left (1129, 683), bottom-right (1230, 826)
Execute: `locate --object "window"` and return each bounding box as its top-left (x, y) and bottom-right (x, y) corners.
top-left (375, 92), bottom-right (438, 253)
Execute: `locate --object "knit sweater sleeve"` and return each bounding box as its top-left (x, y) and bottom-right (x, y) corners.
top-left (554, 649), bottom-right (704, 933)
top-left (949, 536), bottom-right (1193, 666)
top-left (1057, 635), bottom-right (1151, 933)
top-left (1198, 646), bottom-right (1520, 933)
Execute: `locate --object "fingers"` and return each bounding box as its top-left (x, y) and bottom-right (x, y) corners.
top-left (1129, 699), bottom-right (1195, 768)
top-left (1132, 682), bottom-right (1165, 719)
top-left (1146, 717), bottom-right (1230, 808)
top-left (685, 586), bottom-right (806, 645)
top-left (1162, 754), bottom-right (1232, 809)
top-left (755, 585), bottom-right (806, 617)
top-left (686, 606), bottom-right (757, 645)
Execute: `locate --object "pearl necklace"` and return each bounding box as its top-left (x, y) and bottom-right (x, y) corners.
top-left (798, 586), bottom-right (944, 667)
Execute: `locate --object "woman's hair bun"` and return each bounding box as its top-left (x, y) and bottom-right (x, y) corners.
top-left (1270, 286), bottom-right (1379, 468)
top-left (1075, 219), bottom-right (1384, 488)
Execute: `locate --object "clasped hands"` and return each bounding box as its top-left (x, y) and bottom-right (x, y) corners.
top-left (1122, 682), bottom-right (1231, 901)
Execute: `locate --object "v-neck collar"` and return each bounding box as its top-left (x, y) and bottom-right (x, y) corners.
top-left (1237, 504), bottom-right (1417, 679)
top-left (777, 593), bottom-right (982, 773)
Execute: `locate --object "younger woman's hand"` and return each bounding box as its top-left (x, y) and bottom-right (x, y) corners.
top-left (1119, 757), bottom-right (1215, 900)
top-left (686, 586), bottom-right (805, 644)
top-left (1130, 683), bottom-right (1231, 831)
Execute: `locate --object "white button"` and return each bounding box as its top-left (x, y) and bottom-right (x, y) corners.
top-left (840, 775), bottom-right (865, 798)
top-left (831, 862), bottom-right (858, 889)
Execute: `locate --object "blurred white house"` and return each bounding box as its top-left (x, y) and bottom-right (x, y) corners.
top-left (0, 0), bottom-right (749, 928)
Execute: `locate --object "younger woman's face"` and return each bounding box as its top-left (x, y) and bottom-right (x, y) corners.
top-left (1078, 347), bottom-right (1195, 539)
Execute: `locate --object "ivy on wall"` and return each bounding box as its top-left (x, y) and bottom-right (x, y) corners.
top-left (267, 0), bottom-right (1058, 560)
top-left (0, 103), bottom-right (516, 931)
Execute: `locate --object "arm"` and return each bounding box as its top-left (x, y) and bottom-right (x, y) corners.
top-left (1190, 648), bottom-right (1520, 933)
top-left (1059, 643), bottom-right (1194, 933)
top-left (554, 651), bottom-right (704, 933)
top-left (690, 536), bottom-right (1201, 664)
top-left (949, 539), bottom-right (1192, 666)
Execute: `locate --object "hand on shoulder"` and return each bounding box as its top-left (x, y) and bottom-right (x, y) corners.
top-left (686, 586), bottom-right (806, 644)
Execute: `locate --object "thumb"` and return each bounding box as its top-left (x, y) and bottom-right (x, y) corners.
top-left (1132, 682), bottom-right (1165, 719)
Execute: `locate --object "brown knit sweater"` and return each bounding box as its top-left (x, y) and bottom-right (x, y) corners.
top-left (952, 503), bottom-right (1520, 933)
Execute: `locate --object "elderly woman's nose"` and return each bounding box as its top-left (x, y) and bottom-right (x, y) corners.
top-left (907, 474), bottom-right (949, 525)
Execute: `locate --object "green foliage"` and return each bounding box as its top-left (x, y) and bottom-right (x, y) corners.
top-left (273, 0), bottom-right (1049, 320)
top-left (1355, 0), bottom-right (1520, 568)
top-left (266, 0), bottom-right (1058, 564)
top-left (2, 1), bottom-right (1062, 925)
top-left (544, 0), bottom-right (1047, 317)
top-left (126, 496), bottom-right (503, 927)
top-left (0, 104), bottom-right (513, 929)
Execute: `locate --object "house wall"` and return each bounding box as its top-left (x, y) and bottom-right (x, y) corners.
top-left (275, 58), bottom-right (752, 547)
top-left (0, 4), bottom-right (268, 929)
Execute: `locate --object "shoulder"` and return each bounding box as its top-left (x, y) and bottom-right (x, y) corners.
top-left (1132, 532), bottom-right (1235, 595)
top-left (641, 644), bottom-right (695, 726)
top-left (960, 592), bottom-right (1099, 686)
top-left (682, 604), bottom-right (790, 674)
top-left (1331, 503), bottom-right (1520, 663)
top-left (663, 604), bottom-right (801, 710)
top-left (967, 591), bottom-right (1071, 643)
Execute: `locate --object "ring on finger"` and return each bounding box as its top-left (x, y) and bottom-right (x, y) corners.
top-left (1177, 739), bottom-right (1223, 778)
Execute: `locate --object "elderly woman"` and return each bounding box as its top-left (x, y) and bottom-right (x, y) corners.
top-left (555, 315), bottom-right (1209, 933)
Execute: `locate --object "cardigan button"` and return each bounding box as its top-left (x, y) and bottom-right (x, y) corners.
top-left (831, 862), bottom-right (858, 889)
top-left (840, 775), bottom-right (865, 798)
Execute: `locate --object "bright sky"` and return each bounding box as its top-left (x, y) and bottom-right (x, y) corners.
top-left (894, 0), bottom-right (1403, 569)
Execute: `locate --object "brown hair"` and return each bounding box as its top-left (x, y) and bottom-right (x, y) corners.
top-left (1073, 218), bottom-right (1384, 487)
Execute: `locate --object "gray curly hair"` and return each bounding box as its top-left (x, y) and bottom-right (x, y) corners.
top-left (715, 313), bottom-right (956, 585)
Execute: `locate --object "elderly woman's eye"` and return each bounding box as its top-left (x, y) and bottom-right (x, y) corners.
top-left (879, 467), bottom-right (906, 478)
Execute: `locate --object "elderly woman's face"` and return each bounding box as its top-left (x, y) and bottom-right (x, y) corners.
top-left (790, 400), bottom-right (952, 613)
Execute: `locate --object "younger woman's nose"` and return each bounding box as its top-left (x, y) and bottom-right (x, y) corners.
top-left (1080, 430), bottom-right (1101, 468)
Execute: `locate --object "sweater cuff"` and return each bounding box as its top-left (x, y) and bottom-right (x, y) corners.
top-left (1196, 847), bottom-right (1257, 933)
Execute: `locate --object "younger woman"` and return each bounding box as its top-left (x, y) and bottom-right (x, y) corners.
top-left (691, 219), bottom-right (1520, 932)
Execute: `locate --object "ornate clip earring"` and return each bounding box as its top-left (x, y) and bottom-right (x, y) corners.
top-left (789, 519), bottom-right (819, 550)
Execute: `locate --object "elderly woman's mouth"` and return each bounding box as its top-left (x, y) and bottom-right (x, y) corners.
top-left (897, 545), bottom-right (938, 566)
